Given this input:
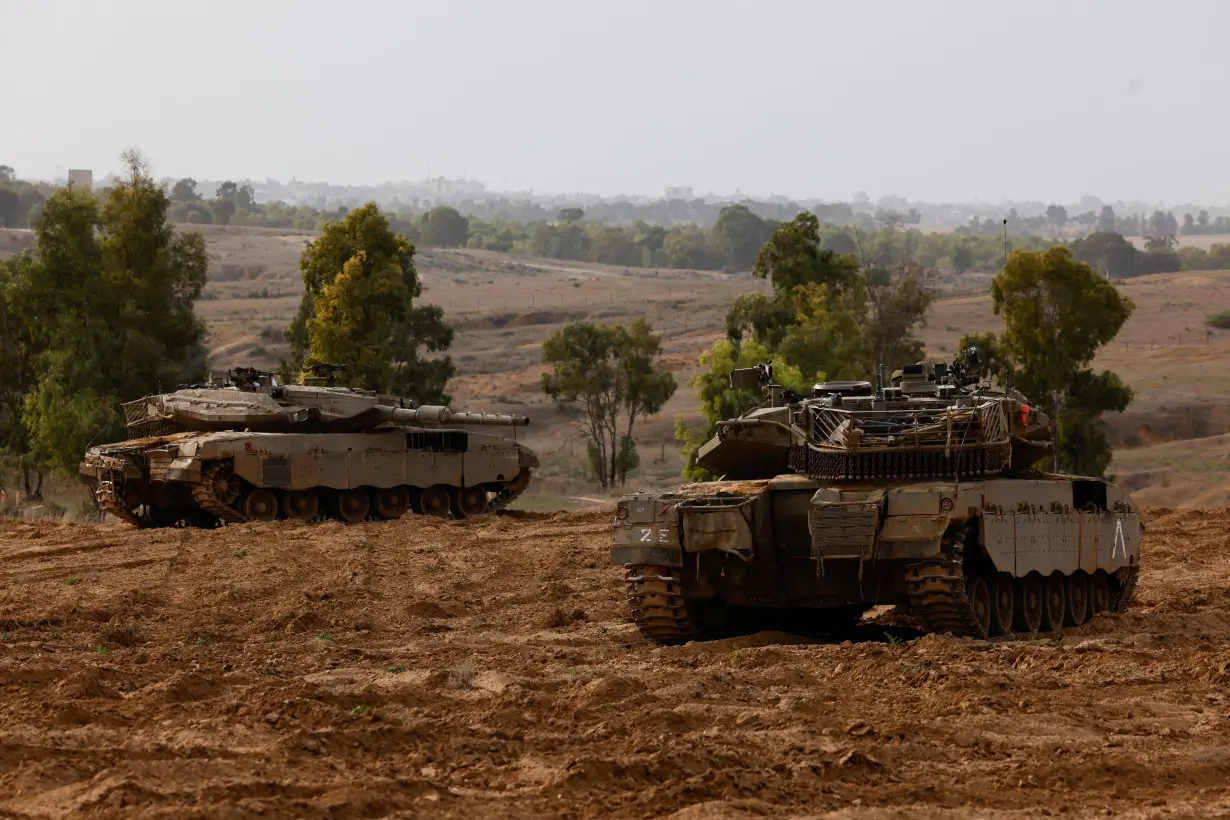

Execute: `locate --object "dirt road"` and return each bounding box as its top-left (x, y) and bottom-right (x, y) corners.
top-left (0, 508), bottom-right (1227, 818)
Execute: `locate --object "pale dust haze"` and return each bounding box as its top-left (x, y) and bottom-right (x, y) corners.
top-left (2, 0), bottom-right (1228, 203)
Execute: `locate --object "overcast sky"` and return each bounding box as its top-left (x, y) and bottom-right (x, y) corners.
top-left (2, 0), bottom-right (1227, 204)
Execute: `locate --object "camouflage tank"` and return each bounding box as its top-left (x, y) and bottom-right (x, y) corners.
top-left (612, 351), bottom-right (1141, 643)
top-left (80, 365), bottom-right (538, 528)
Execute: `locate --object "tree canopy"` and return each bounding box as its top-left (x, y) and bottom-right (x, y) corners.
top-left (541, 319), bottom-right (676, 488)
top-left (284, 203), bottom-right (454, 401)
top-left (966, 246), bottom-right (1134, 476)
top-left (1, 151), bottom-right (208, 481)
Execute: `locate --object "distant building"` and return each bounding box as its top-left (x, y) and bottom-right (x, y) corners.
top-left (664, 186), bottom-right (693, 200)
top-left (67, 169), bottom-right (93, 190)
top-left (423, 177), bottom-right (487, 199)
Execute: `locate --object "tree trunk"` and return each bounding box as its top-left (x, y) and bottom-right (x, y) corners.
top-left (1051, 390), bottom-right (1063, 474)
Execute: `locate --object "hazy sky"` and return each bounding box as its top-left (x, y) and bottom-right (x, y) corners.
top-left (3, 0), bottom-right (1228, 204)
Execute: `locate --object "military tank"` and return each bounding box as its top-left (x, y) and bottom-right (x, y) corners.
top-left (80, 365), bottom-right (538, 528)
top-left (611, 351), bottom-right (1141, 643)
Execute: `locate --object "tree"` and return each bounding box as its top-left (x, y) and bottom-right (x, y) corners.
top-left (421, 206), bottom-right (469, 247)
top-left (0, 165), bottom-right (14, 182)
top-left (1096, 206), bottom-right (1116, 233)
top-left (1144, 235), bottom-right (1177, 252)
top-left (984, 247), bottom-right (1134, 475)
top-left (541, 320), bottom-right (676, 488)
top-left (751, 212), bottom-right (860, 295)
top-left (951, 239), bottom-right (975, 274)
top-left (216, 181), bottom-right (238, 199)
top-left (0, 189), bottom-right (18, 227)
top-left (171, 178), bottom-right (201, 202)
top-left (713, 204), bottom-right (769, 270)
top-left (557, 207), bottom-right (584, 222)
top-left (286, 203), bottom-right (453, 401)
top-left (212, 197), bottom-right (237, 225)
top-left (863, 263), bottom-right (934, 368)
top-left (1046, 204), bottom-right (1068, 231)
top-left (18, 150), bottom-right (209, 473)
top-left (1069, 231), bottom-right (1140, 278)
top-left (0, 257), bottom-right (42, 495)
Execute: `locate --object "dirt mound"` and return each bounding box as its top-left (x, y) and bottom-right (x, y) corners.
top-left (0, 508), bottom-right (1227, 817)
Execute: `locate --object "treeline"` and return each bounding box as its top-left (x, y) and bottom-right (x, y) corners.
top-left (0, 172), bottom-right (52, 229)
top-left (0, 154), bottom-right (209, 500)
top-left (164, 180), bottom-right (1054, 273)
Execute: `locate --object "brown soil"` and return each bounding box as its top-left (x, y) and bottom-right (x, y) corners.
top-left (0, 508), bottom-right (1227, 818)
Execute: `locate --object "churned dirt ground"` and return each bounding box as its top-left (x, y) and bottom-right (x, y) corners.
top-left (0, 508), bottom-right (1227, 819)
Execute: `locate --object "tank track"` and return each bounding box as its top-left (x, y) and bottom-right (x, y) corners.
top-left (191, 466), bottom-right (248, 525)
top-left (489, 485), bottom-right (526, 513)
top-left (1110, 564), bottom-right (1139, 612)
top-left (905, 527), bottom-right (987, 638)
top-left (625, 565), bottom-right (699, 644)
top-left (95, 481), bottom-right (147, 529)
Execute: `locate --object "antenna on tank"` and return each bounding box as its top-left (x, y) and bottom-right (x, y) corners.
top-left (1002, 218), bottom-right (1009, 270)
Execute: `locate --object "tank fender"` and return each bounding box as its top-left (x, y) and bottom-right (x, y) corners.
top-left (611, 493), bottom-right (683, 567)
top-left (165, 457), bottom-right (202, 483)
top-left (876, 515), bottom-right (949, 559)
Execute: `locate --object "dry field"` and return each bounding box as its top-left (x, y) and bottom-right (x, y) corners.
top-left (0, 508), bottom-right (1227, 818)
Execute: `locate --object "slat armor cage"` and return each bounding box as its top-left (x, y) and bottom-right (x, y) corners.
top-left (122, 398), bottom-right (183, 440)
top-left (788, 400), bottom-right (1011, 480)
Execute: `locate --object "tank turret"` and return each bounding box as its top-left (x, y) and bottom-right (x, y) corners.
top-left (81, 365), bottom-right (539, 528)
top-left (693, 352), bottom-right (1054, 481)
top-left (122, 366), bottom-right (529, 438)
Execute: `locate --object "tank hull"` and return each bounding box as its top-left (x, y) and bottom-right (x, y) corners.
top-left (612, 475), bottom-right (1142, 643)
top-left (80, 427), bottom-right (538, 527)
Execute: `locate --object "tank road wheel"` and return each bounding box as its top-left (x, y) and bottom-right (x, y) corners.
top-left (1089, 571), bottom-right (1110, 616)
top-left (334, 488), bottom-right (371, 523)
top-left (965, 575), bottom-right (992, 639)
top-left (372, 486), bottom-right (411, 520)
top-left (451, 486), bottom-right (489, 519)
top-left (990, 573), bottom-right (1015, 636)
top-left (239, 488), bottom-right (279, 522)
top-left (1041, 573), bottom-right (1066, 632)
top-left (1014, 575), bottom-right (1043, 634)
top-left (1064, 572), bottom-right (1090, 626)
top-left (282, 489), bottom-right (319, 522)
top-left (416, 485), bottom-right (452, 518)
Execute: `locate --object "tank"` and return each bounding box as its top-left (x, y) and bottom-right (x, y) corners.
top-left (611, 351), bottom-right (1142, 643)
top-left (79, 365), bottom-right (539, 528)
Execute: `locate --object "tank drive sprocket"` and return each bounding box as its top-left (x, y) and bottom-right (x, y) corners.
top-left (905, 526), bottom-right (989, 638)
top-left (191, 464), bottom-right (248, 525)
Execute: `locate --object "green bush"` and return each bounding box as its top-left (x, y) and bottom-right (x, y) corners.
top-left (1206, 312), bottom-right (1230, 330)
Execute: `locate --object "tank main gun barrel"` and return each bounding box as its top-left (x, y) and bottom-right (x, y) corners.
top-left (383, 405), bottom-right (530, 427)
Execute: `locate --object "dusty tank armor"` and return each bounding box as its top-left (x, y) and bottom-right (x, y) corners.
top-left (80, 365), bottom-right (538, 528)
top-left (612, 350), bottom-right (1141, 643)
